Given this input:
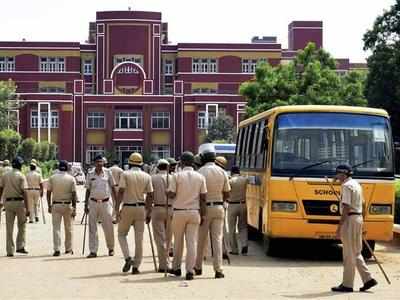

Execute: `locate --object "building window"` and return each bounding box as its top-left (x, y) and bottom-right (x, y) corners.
top-left (114, 56), bottom-right (143, 74)
top-left (39, 87), bottom-right (65, 93)
top-left (31, 111), bottom-right (59, 128)
top-left (151, 145), bottom-right (170, 159)
top-left (87, 112), bottom-right (105, 129)
top-left (151, 112), bottom-right (170, 129)
top-left (192, 58), bottom-right (218, 73)
top-left (163, 84), bottom-right (173, 95)
top-left (242, 58), bottom-right (266, 73)
top-left (86, 145), bottom-right (105, 164)
top-left (164, 59), bottom-right (174, 75)
top-left (40, 57), bottom-right (65, 72)
top-left (117, 145), bottom-right (143, 154)
top-left (115, 112), bottom-right (142, 129)
top-left (83, 59), bottom-right (93, 75)
top-left (192, 88), bottom-right (217, 94)
top-left (0, 57), bottom-right (15, 72)
top-left (197, 111), bottom-right (217, 129)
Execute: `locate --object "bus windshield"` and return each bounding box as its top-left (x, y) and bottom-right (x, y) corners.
top-left (272, 112), bottom-right (394, 178)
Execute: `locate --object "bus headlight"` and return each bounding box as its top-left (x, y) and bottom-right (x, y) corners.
top-left (272, 201), bottom-right (297, 212)
top-left (369, 204), bottom-right (392, 215)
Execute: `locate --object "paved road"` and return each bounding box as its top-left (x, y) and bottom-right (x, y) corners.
top-left (0, 186), bottom-right (399, 300)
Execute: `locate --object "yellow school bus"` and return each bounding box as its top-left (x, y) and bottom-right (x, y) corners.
top-left (236, 105), bottom-right (395, 256)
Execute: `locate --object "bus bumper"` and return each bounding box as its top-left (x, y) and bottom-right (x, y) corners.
top-left (268, 218), bottom-right (393, 241)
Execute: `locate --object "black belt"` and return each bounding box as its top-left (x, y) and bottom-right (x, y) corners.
top-left (124, 203), bottom-right (145, 207)
top-left (348, 212), bottom-right (362, 216)
top-left (27, 188), bottom-right (40, 191)
top-left (6, 197), bottom-right (24, 202)
top-left (90, 198), bottom-right (109, 203)
top-left (174, 208), bottom-right (199, 211)
top-left (53, 201), bottom-right (72, 205)
top-left (155, 204), bottom-right (172, 207)
top-left (228, 201), bottom-right (245, 204)
top-left (206, 202), bottom-right (224, 206)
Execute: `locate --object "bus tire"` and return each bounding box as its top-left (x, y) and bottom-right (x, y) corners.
top-left (263, 236), bottom-right (279, 256)
top-left (361, 240), bottom-right (375, 260)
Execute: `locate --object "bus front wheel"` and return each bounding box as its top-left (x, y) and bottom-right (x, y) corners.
top-left (263, 236), bottom-right (279, 256)
top-left (361, 240), bottom-right (375, 260)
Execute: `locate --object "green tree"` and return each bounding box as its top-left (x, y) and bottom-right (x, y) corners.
top-left (240, 42), bottom-right (367, 117)
top-left (205, 113), bottom-right (235, 143)
top-left (363, 0), bottom-right (400, 137)
top-left (34, 141), bottom-right (50, 162)
top-left (0, 129), bottom-right (21, 160)
top-left (18, 138), bottom-right (37, 162)
top-left (48, 143), bottom-right (57, 161)
top-left (0, 80), bottom-right (20, 130)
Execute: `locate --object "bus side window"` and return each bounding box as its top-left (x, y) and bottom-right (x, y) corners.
top-left (256, 120), bottom-right (267, 169)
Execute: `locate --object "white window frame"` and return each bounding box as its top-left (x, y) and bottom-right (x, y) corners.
top-left (192, 58), bottom-right (201, 73)
top-left (115, 112), bottom-right (143, 129)
top-left (151, 144), bottom-right (170, 159)
top-left (151, 112), bottom-right (170, 129)
top-left (83, 59), bottom-right (93, 75)
top-left (31, 110), bottom-right (59, 129)
top-left (39, 87), bottom-right (65, 93)
top-left (86, 145), bottom-right (105, 164)
top-left (164, 59), bottom-right (174, 75)
top-left (114, 55), bottom-right (143, 74)
top-left (0, 57), bottom-right (15, 72)
top-left (87, 112), bottom-right (105, 129)
top-left (198, 111), bottom-right (207, 129)
top-left (40, 57), bottom-right (65, 72)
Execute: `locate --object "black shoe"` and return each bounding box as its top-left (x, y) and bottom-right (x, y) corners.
top-left (194, 268), bottom-right (202, 276)
top-left (229, 251), bottom-right (239, 255)
top-left (86, 252), bottom-right (97, 258)
top-left (186, 272), bottom-right (194, 280)
top-left (168, 269), bottom-right (181, 277)
top-left (360, 279), bottom-right (378, 292)
top-left (65, 250), bottom-right (74, 255)
top-left (215, 271), bottom-right (225, 279)
top-left (6, 253), bottom-right (13, 257)
top-left (16, 248), bottom-right (28, 254)
top-left (241, 246), bottom-right (248, 255)
top-left (331, 284), bottom-right (353, 293)
top-left (131, 267), bottom-right (140, 275)
top-left (35, 217), bottom-right (39, 222)
top-left (108, 249), bottom-right (114, 256)
top-left (169, 249), bottom-right (173, 257)
top-left (53, 251), bottom-right (61, 257)
top-left (122, 258), bottom-right (132, 273)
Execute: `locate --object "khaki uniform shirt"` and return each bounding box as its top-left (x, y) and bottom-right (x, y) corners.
top-left (340, 178), bottom-right (363, 214)
top-left (229, 175), bottom-right (248, 202)
top-left (26, 171), bottom-right (43, 189)
top-left (198, 162), bottom-right (231, 202)
top-left (151, 171), bottom-right (173, 206)
top-left (48, 172), bottom-right (77, 201)
top-left (168, 166), bottom-right (207, 210)
top-left (0, 169), bottom-right (28, 199)
top-left (109, 165), bottom-right (123, 186)
top-left (85, 168), bottom-right (115, 200)
top-left (119, 167), bottom-right (153, 203)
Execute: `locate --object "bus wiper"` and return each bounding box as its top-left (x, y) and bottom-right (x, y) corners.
top-left (289, 160), bottom-right (331, 181)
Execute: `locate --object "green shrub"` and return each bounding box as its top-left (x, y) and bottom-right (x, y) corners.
top-left (19, 138), bottom-right (37, 163)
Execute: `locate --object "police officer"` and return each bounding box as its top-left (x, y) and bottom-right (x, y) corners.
top-left (227, 166), bottom-right (249, 255)
top-left (85, 155), bottom-right (117, 258)
top-left (167, 158), bottom-right (177, 174)
top-left (195, 149), bottom-right (231, 279)
top-left (26, 160), bottom-right (44, 223)
top-left (47, 160), bottom-right (77, 256)
top-left (331, 164), bottom-right (377, 293)
top-left (0, 157), bottom-right (29, 256)
top-left (116, 153), bottom-right (153, 274)
top-left (150, 159), bottom-right (173, 272)
top-left (109, 160), bottom-right (123, 223)
top-left (167, 151), bottom-right (207, 280)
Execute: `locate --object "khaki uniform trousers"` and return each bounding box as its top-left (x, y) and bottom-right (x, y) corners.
top-left (4, 201), bottom-right (26, 255)
top-left (195, 205), bottom-right (224, 272)
top-left (52, 204), bottom-right (73, 252)
top-left (227, 203), bottom-right (248, 253)
top-left (27, 190), bottom-right (40, 221)
top-left (151, 206), bottom-right (173, 270)
top-left (172, 210), bottom-right (200, 273)
top-left (340, 215), bottom-right (372, 288)
top-left (88, 200), bottom-right (115, 253)
top-left (118, 206), bottom-right (145, 268)
top-left (112, 187), bottom-right (119, 220)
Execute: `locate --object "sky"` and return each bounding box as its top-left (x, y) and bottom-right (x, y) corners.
top-left (0, 0), bottom-right (395, 62)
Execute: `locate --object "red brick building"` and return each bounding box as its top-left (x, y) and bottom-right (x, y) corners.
top-left (0, 10), bottom-right (365, 164)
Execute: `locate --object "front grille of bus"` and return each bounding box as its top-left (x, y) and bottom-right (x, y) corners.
top-left (302, 200), bottom-right (341, 216)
